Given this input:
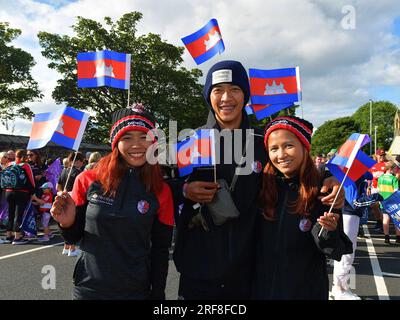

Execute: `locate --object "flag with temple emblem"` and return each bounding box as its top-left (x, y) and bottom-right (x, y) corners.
top-left (27, 106), bottom-right (89, 151)
top-left (181, 19), bottom-right (225, 65)
top-left (326, 133), bottom-right (376, 205)
top-left (77, 50), bottom-right (131, 89)
top-left (249, 67), bottom-right (301, 105)
top-left (176, 129), bottom-right (216, 176)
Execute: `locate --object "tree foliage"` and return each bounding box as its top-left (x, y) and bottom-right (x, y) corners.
top-left (0, 22), bottom-right (42, 128)
top-left (311, 117), bottom-right (358, 156)
top-left (38, 12), bottom-right (208, 143)
top-left (352, 101), bottom-right (397, 151)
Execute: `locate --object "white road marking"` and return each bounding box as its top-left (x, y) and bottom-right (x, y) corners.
top-left (382, 272), bottom-right (400, 278)
top-left (362, 225), bottom-right (390, 300)
top-left (0, 242), bottom-right (64, 260)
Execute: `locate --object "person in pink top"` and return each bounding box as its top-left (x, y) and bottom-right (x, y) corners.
top-left (1, 149), bottom-right (35, 244)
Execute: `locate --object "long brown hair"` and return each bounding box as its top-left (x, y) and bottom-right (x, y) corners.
top-left (259, 146), bottom-right (321, 220)
top-left (94, 147), bottom-right (163, 197)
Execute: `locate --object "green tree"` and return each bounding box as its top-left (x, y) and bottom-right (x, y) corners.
top-left (0, 22), bottom-right (42, 128)
top-left (38, 12), bottom-right (208, 143)
top-left (352, 101), bottom-right (398, 151)
top-left (311, 117), bottom-right (358, 156)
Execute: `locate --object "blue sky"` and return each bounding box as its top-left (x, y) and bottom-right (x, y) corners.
top-left (0, 0), bottom-right (399, 135)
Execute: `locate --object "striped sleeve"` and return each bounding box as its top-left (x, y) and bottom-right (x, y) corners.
top-left (22, 163), bottom-right (35, 189)
top-left (156, 182), bottom-right (175, 226)
top-left (71, 170), bottom-right (97, 206)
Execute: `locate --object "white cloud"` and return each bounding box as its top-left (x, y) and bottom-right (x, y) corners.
top-left (0, 0), bottom-right (399, 136)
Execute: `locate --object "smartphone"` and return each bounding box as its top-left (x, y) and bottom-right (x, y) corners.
top-left (187, 166), bottom-right (215, 183)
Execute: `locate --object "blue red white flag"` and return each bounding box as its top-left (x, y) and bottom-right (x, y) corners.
top-left (329, 133), bottom-right (371, 169)
top-left (326, 133), bottom-right (376, 187)
top-left (77, 50), bottom-right (131, 89)
top-left (27, 106), bottom-right (89, 151)
top-left (248, 103), bottom-right (294, 120)
top-left (381, 191), bottom-right (400, 229)
top-left (249, 67), bottom-right (301, 105)
top-left (176, 129), bottom-right (216, 176)
top-left (181, 19), bottom-right (225, 65)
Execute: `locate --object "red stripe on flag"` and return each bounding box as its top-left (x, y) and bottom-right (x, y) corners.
top-left (252, 104), bottom-right (270, 112)
top-left (177, 137), bottom-right (212, 169)
top-left (185, 26), bottom-right (221, 58)
top-left (342, 158), bottom-right (370, 182)
top-left (337, 140), bottom-right (357, 159)
top-left (250, 76), bottom-right (298, 95)
top-left (30, 121), bottom-right (51, 140)
top-left (195, 137), bottom-right (212, 158)
top-left (58, 115), bottom-right (81, 139)
top-left (77, 59), bottom-right (127, 80)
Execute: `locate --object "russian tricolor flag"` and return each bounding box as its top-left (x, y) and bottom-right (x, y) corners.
top-left (27, 106), bottom-right (89, 151)
top-left (181, 19), bottom-right (225, 65)
top-left (326, 133), bottom-right (376, 187)
top-left (77, 50), bottom-right (131, 89)
top-left (176, 129), bottom-right (216, 176)
top-left (249, 67), bottom-right (301, 105)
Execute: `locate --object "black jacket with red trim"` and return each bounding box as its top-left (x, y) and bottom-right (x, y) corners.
top-left (59, 169), bottom-right (174, 300)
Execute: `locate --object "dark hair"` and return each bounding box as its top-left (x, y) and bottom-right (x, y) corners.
top-left (27, 150), bottom-right (42, 167)
top-left (67, 152), bottom-right (85, 163)
top-left (15, 149), bottom-right (28, 162)
top-left (259, 146), bottom-right (320, 220)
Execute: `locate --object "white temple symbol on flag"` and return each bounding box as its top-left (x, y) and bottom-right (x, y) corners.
top-left (264, 80), bottom-right (287, 95)
top-left (204, 30), bottom-right (222, 50)
top-left (94, 61), bottom-right (115, 78)
top-left (190, 144), bottom-right (202, 163)
top-left (55, 119), bottom-right (64, 134)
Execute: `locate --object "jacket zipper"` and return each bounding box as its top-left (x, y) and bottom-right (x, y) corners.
top-left (269, 187), bottom-right (289, 298)
top-left (119, 168), bottom-right (132, 210)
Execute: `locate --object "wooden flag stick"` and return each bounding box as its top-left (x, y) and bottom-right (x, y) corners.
top-left (318, 164), bottom-right (351, 237)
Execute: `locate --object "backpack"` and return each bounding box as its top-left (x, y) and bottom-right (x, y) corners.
top-left (0, 164), bottom-right (31, 190)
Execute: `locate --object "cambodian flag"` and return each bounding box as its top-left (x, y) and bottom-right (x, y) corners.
top-left (77, 50), bottom-right (131, 89)
top-left (249, 67), bottom-right (301, 105)
top-left (181, 19), bottom-right (225, 65)
top-left (326, 133), bottom-right (376, 187)
top-left (248, 103), bottom-right (294, 120)
top-left (176, 129), bottom-right (216, 176)
top-left (27, 106), bottom-right (89, 151)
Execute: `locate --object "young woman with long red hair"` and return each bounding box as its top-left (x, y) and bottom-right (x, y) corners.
top-left (253, 116), bottom-right (350, 300)
top-left (50, 104), bottom-right (174, 300)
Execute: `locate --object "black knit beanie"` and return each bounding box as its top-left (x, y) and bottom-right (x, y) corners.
top-left (203, 60), bottom-right (250, 108)
top-left (110, 103), bottom-right (156, 150)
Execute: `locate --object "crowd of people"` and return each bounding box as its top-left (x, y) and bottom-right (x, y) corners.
top-left (0, 148), bottom-right (101, 257)
top-left (1, 59), bottom-right (399, 300)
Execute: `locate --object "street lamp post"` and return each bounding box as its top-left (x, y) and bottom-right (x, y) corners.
top-left (374, 125), bottom-right (378, 155)
top-left (369, 99), bottom-right (372, 155)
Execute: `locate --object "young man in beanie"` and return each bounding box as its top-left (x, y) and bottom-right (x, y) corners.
top-left (172, 60), bottom-right (344, 299)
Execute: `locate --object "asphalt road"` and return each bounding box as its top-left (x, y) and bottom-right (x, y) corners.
top-left (0, 221), bottom-right (399, 300)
